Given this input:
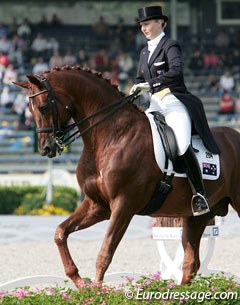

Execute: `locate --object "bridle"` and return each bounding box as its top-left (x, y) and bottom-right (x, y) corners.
top-left (29, 74), bottom-right (139, 154)
top-left (29, 75), bottom-right (66, 152)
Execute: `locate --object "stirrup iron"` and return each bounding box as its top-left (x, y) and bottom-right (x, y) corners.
top-left (191, 192), bottom-right (210, 217)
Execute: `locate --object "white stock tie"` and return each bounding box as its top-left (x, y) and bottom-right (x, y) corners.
top-left (147, 40), bottom-right (158, 62)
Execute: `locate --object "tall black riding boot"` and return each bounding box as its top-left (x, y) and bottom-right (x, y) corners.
top-left (181, 146), bottom-right (210, 216)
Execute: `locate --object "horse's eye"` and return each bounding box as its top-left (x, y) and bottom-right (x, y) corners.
top-left (39, 103), bottom-right (50, 115)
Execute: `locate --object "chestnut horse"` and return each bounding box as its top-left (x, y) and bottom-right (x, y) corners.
top-left (15, 66), bottom-right (240, 288)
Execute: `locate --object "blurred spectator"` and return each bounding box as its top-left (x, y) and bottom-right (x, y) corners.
top-left (94, 49), bottom-right (108, 72)
top-left (219, 69), bottom-right (235, 94)
top-left (50, 13), bottom-right (62, 25)
top-left (31, 33), bottom-right (48, 59)
top-left (230, 49), bottom-right (240, 73)
top-left (49, 50), bottom-right (63, 68)
top-left (46, 37), bottom-right (59, 57)
top-left (2, 64), bottom-right (18, 87)
top-left (92, 16), bottom-right (111, 48)
top-left (13, 89), bottom-right (29, 129)
top-left (38, 14), bottom-right (49, 27)
top-left (188, 49), bottom-right (204, 74)
top-left (0, 51), bottom-right (9, 68)
top-left (9, 17), bottom-right (18, 35)
top-left (124, 29), bottom-right (135, 52)
top-left (117, 51), bottom-right (133, 74)
top-left (8, 34), bottom-right (27, 67)
top-left (17, 18), bottom-right (31, 39)
top-left (88, 58), bottom-right (97, 71)
top-left (76, 49), bottom-right (89, 67)
top-left (0, 36), bottom-right (12, 54)
top-left (135, 30), bottom-right (146, 52)
top-left (218, 52), bottom-right (229, 69)
top-left (230, 28), bottom-right (240, 48)
top-left (24, 106), bottom-right (33, 130)
top-left (215, 29), bottom-right (230, 49)
top-left (32, 57), bottom-right (49, 74)
top-left (218, 90), bottom-right (235, 118)
top-left (0, 22), bottom-right (9, 38)
top-left (92, 16), bottom-right (110, 42)
top-left (115, 17), bottom-right (126, 41)
top-left (117, 50), bottom-right (134, 85)
top-left (62, 49), bottom-right (76, 66)
top-left (203, 50), bottom-right (218, 70)
top-left (0, 86), bottom-right (14, 109)
top-left (108, 39), bottom-right (121, 60)
top-left (199, 74), bottom-right (219, 96)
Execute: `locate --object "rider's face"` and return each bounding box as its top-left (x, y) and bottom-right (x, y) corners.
top-left (140, 19), bottom-right (164, 40)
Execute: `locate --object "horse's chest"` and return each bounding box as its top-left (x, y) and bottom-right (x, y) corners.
top-left (79, 169), bottom-right (107, 200)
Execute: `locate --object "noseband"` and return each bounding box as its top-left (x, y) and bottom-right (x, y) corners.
top-left (29, 74), bottom-right (139, 154)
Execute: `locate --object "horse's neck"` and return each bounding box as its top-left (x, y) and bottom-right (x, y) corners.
top-left (72, 83), bottom-right (123, 148)
top-left (69, 72), bottom-right (118, 116)
top-left (57, 70), bottom-right (135, 149)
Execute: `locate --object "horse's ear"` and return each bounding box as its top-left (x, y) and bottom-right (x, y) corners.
top-left (26, 75), bottom-right (43, 88)
top-left (13, 81), bottom-right (29, 89)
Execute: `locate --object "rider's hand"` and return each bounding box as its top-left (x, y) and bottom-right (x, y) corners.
top-left (129, 82), bottom-right (150, 95)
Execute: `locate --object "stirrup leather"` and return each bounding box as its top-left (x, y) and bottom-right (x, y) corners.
top-left (191, 192), bottom-right (210, 217)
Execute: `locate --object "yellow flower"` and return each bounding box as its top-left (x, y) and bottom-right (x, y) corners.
top-left (14, 205), bottom-right (25, 215)
top-left (28, 204), bottom-right (70, 216)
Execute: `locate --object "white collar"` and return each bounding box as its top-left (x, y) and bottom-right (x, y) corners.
top-left (148, 32), bottom-right (165, 49)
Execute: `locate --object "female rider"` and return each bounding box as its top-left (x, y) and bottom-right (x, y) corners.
top-left (130, 6), bottom-right (220, 216)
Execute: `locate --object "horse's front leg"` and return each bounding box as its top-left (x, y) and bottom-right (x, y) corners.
top-left (54, 197), bottom-right (109, 288)
top-left (181, 216), bottom-right (210, 284)
top-left (95, 199), bottom-right (135, 281)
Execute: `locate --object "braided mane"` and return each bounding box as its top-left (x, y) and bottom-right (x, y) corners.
top-left (44, 65), bottom-right (125, 96)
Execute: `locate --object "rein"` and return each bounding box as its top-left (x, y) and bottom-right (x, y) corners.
top-left (63, 93), bottom-right (136, 146)
top-left (30, 74), bottom-right (139, 153)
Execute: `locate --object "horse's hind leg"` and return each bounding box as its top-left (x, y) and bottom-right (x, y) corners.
top-left (54, 197), bottom-right (109, 288)
top-left (181, 215), bottom-right (210, 285)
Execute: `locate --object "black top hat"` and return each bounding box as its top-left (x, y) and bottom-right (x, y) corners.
top-left (137, 6), bottom-right (168, 23)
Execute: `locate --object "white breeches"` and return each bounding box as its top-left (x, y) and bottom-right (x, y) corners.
top-left (146, 93), bottom-right (191, 156)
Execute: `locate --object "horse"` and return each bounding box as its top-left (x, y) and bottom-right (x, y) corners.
top-left (15, 66), bottom-right (240, 288)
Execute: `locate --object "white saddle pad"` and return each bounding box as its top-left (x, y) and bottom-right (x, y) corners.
top-left (145, 112), bottom-right (220, 180)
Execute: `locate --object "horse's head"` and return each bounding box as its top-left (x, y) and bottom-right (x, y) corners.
top-left (14, 74), bottom-right (72, 158)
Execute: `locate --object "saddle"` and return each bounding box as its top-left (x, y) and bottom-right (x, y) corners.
top-left (138, 111), bottom-right (220, 216)
top-left (152, 111), bottom-right (178, 166)
top-left (138, 111), bottom-right (177, 216)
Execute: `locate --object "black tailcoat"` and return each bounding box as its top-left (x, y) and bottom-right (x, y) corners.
top-left (135, 35), bottom-right (220, 154)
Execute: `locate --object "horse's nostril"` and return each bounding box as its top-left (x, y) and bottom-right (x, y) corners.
top-left (41, 145), bottom-right (51, 156)
top-left (45, 146), bottom-right (51, 154)
top-left (41, 139), bottom-right (57, 158)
